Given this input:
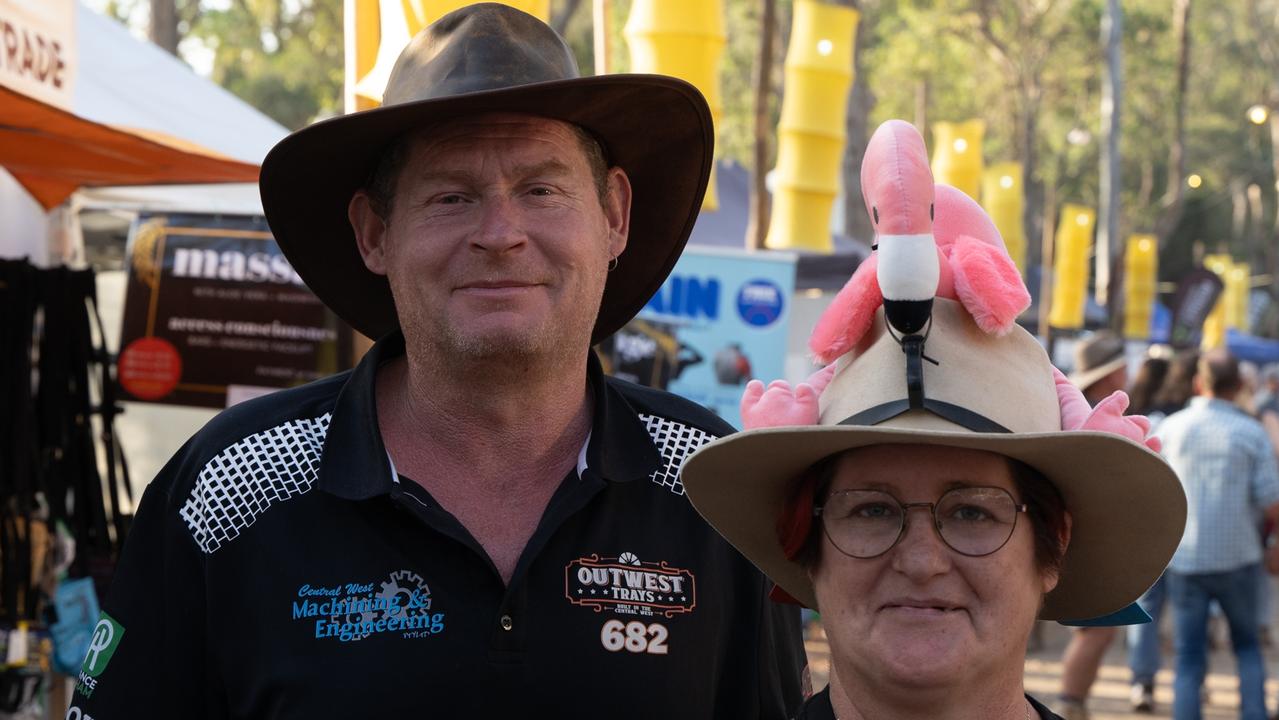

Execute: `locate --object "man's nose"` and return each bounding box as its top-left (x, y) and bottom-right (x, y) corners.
top-left (471, 196), bottom-right (527, 253)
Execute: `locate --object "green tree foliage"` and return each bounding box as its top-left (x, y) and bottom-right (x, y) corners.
top-left (101, 0), bottom-right (1279, 320)
top-left (193, 1), bottom-right (343, 130)
top-left (827, 0), bottom-right (1276, 319)
top-left (100, 0), bottom-right (343, 130)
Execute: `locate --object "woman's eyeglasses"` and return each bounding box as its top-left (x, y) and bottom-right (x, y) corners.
top-left (814, 487), bottom-right (1028, 559)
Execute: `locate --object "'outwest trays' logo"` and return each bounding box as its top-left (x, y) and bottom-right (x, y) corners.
top-left (565, 553), bottom-right (696, 618)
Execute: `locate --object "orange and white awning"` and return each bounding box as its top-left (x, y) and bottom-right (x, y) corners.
top-left (0, 0), bottom-right (266, 210)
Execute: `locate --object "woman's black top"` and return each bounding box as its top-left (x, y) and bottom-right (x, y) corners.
top-left (794, 686), bottom-right (1066, 719)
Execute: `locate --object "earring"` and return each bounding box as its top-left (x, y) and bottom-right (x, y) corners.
top-left (607, 255), bottom-right (620, 272)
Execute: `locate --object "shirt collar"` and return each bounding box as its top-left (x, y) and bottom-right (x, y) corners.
top-left (580, 350), bottom-right (663, 483)
top-left (316, 331), bottom-right (661, 499)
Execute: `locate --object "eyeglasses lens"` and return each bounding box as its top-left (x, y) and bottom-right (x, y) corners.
top-left (823, 488), bottom-right (1019, 558)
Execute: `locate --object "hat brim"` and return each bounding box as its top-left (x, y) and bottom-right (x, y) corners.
top-left (681, 424), bottom-right (1186, 621)
top-left (1068, 355), bottom-right (1129, 392)
top-left (259, 75), bottom-right (713, 343)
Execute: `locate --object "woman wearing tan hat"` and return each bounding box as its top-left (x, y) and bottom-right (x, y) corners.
top-left (681, 120), bottom-right (1184, 720)
top-left (683, 297), bottom-right (1185, 720)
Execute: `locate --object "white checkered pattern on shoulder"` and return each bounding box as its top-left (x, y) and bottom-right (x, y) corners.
top-left (639, 414), bottom-right (716, 496)
top-left (179, 414), bottom-right (331, 554)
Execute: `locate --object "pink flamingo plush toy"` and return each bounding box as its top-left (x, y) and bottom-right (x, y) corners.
top-left (808, 119), bottom-right (1030, 365)
top-left (741, 119), bottom-right (1157, 449)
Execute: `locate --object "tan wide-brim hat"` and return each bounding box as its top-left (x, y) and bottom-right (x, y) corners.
top-left (1069, 330), bottom-right (1129, 391)
top-left (259, 3), bottom-right (712, 344)
top-left (681, 299), bottom-right (1186, 621)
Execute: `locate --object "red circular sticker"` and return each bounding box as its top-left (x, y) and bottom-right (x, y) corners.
top-left (118, 337), bottom-right (182, 401)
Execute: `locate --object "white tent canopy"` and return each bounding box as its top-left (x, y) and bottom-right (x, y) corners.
top-left (0, 1), bottom-right (287, 262)
top-left (71, 4), bottom-right (287, 166)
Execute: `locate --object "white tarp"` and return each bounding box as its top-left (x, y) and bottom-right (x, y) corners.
top-left (0, 1), bottom-right (287, 262)
top-left (71, 4), bottom-right (286, 167)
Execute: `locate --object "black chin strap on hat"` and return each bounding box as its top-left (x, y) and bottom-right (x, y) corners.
top-left (887, 315), bottom-right (939, 410)
top-left (837, 315), bottom-right (1012, 434)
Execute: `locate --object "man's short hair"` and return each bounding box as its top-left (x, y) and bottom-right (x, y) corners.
top-left (1197, 349), bottom-right (1242, 396)
top-left (364, 121), bottom-right (610, 220)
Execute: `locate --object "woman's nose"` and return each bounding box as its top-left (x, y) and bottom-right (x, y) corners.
top-left (889, 507), bottom-right (952, 579)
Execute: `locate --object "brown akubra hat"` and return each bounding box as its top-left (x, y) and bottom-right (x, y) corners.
top-left (259, 3), bottom-right (713, 343)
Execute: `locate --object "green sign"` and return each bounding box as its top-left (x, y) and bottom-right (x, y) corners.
top-left (80, 612), bottom-right (124, 678)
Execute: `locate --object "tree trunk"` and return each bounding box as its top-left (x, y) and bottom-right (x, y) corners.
top-left (1154, 0), bottom-right (1192, 247)
top-left (149, 0), bottom-right (179, 56)
top-left (1138, 157), bottom-right (1154, 209)
top-left (746, 0), bottom-right (778, 250)
top-left (842, 5), bottom-right (876, 244)
top-left (1269, 112), bottom-right (1279, 335)
top-left (914, 77), bottom-right (928, 131)
top-left (552, 0), bottom-right (585, 35)
top-left (590, 0), bottom-right (609, 75)
top-left (1022, 88), bottom-right (1043, 272)
top-left (1096, 0), bottom-right (1122, 316)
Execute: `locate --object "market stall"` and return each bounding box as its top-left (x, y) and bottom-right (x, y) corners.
top-left (0, 2), bottom-right (287, 714)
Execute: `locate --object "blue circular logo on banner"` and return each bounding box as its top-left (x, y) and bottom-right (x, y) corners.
top-left (736, 279), bottom-right (785, 327)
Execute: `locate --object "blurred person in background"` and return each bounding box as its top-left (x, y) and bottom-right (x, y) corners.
top-left (1255, 365), bottom-right (1279, 452)
top-left (1125, 346), bottom-right (1173, 713)
top-left (1239, 362), bottom-right (1261, 415)
top-left (1057, 331), bottom-right (1131, 720)
top-left (1157, 349), bottom-right (1279, 720)
top-left (1150, 350), bottom-right (1201, 419)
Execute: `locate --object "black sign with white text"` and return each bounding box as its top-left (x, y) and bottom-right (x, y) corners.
top-left (118, 213), bottom-right (349, 408)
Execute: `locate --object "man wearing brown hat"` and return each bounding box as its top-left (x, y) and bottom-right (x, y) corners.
top-left (1056, 331), bottom-right (1130, 720)
top-left (68, 5), bottom-right (805, 718)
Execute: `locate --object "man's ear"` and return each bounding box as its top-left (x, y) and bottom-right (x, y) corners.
top-left (1043, 510), bottom-right (1073, 594)
top-left (603, 167), bottom-right (632, 261)
top-left (349, 191), bottom-right (390, 276)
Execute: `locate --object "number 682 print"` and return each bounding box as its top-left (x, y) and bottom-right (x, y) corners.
top-left (600, 619), bottom-right (669, 655)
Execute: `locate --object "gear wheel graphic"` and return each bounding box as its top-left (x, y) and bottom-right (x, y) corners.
top-left (376, 569), bottom-right (432, 622)
top-left (328, 596), bottom-right (378, 642)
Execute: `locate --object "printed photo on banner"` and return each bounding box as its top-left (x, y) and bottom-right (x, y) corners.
top-left (596, 247), bottom-right (796, 428)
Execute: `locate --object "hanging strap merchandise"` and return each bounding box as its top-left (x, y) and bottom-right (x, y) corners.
top-left (0, 258), bottom-right (132, 624)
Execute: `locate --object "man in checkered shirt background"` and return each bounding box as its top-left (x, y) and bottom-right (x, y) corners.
top-left (1156, 348), bottom-right (1279, 720)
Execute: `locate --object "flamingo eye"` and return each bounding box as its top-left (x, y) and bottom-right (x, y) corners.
top-left (872, 206), bottom-right (879, 224)
top-left (930, 203), bottom-right (935, 221)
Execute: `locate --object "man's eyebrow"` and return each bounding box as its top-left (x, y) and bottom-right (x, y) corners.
top-left (509, 158), bottom-right (575, 179)
top-left (413, 159), bottom-right (576, 187)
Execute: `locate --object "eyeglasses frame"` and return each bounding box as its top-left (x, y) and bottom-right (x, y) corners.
top-left (812, 486), bottom-right (1029, 560)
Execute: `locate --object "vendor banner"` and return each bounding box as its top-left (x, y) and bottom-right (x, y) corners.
top-left (0, 0), bottom-right (75, 110)
top-left (1167, 266), bottom-right (1225, 349)
top-left (117, 213), bottom-right (347, 409)
top-left (596, 246), bottom-right (797, 428)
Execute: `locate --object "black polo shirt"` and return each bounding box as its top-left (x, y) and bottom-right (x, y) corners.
top-left (68, 332), bottom-right (806, 719)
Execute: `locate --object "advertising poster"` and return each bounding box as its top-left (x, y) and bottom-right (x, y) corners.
top-left (117, 213), bottom-right (348, 408)
top-left (597, 247), bottom-right (797, 429)
top-left (1167, 267), bottom-right (1225, 349)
